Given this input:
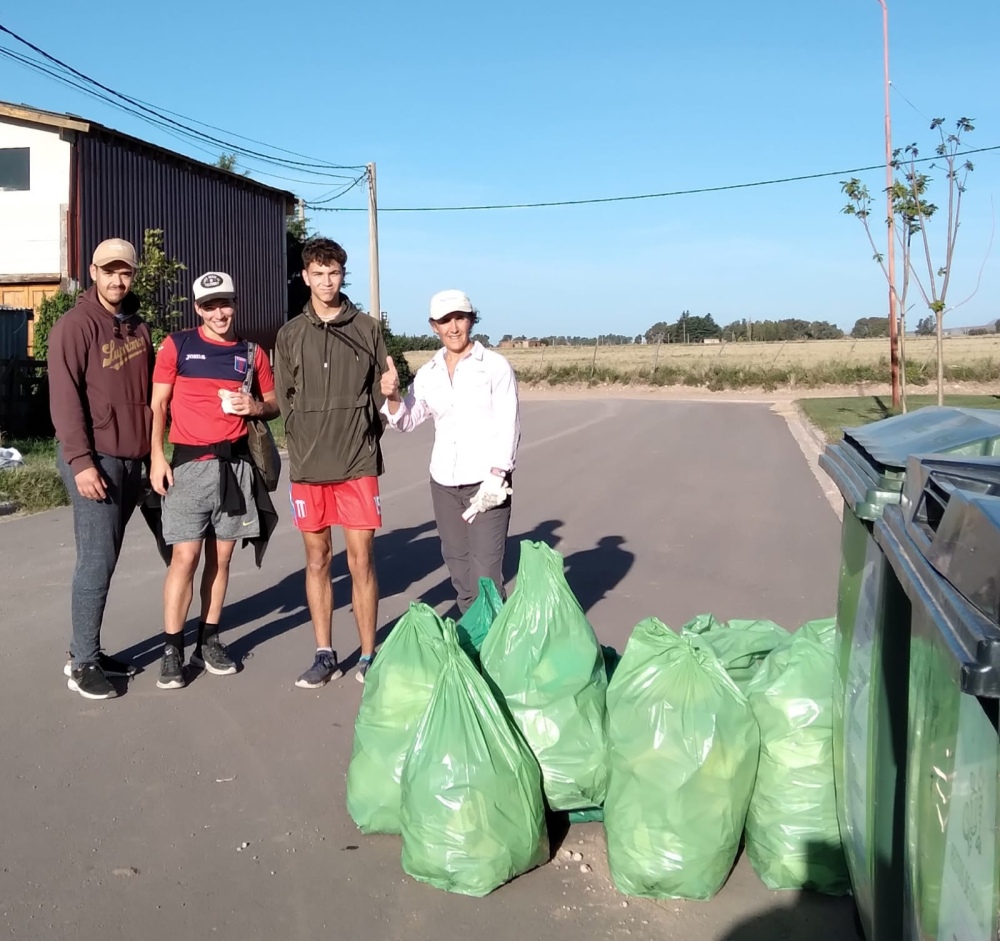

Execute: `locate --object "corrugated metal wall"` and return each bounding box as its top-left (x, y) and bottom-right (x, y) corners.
top-left (74, 130), bottom-right (290, 351)
top-left (0, 307), bottom-right (32, 360)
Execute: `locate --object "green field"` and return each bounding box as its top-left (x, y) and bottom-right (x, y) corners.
top-left (797, 394), bottom-right (1000, 442)
top-left (404, 335), bottom-right (1000, 391)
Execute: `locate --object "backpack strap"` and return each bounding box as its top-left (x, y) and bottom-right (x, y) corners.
top-left (242, 341), bottom-right (257, 395)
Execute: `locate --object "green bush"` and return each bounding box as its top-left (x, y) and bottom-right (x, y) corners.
top-left (33, 290), bottom-right (80, 361)
top-left (383, 327), bottom-right (415, 391)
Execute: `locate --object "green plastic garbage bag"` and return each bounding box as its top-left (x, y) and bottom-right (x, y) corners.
top-left (744, 618), bottom-right (849, 894)
top-left (456, 577), bottom-right (504, 664)
top-left (400, 623), bottom-right (548, 897)
top-left (683, 615), bottom-right (790, 693)
top-left (480, 540), bottom-right (609, 811)
top-left (604, 617), bottom-right (760, 900)
top-left (345, 602), bottom-right (449, 834)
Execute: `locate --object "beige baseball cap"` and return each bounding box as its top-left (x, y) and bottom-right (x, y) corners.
top-left (92, 238), bottom-right (138, 270)
top-left (429, 289), bottom-right (474, 321)
top-left (193, 271), bottom-right (236, 305)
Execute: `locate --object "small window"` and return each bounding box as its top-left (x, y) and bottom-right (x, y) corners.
top-left (0, 148), bottom-right (30, 191)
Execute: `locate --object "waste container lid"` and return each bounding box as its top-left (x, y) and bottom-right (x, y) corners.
top-left (919, 485), bottom-right (1000, 625)
top-left (843, 406), bottom-right (1000, 473)
top-left (904, 453), bottom-right (1000, 514)
top-left (874, 500), bottom-right (1000, 699)
top-left (895, 463), bottom-right (1000, 697)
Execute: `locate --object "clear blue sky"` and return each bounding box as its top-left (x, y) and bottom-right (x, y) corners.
top-left (3, 0), bottom-right (998, 340)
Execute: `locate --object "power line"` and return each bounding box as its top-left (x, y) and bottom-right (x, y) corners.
top-left (309, 173), bottom-right (369, 205)
top-left (0, 47), bottom-right (362, 189)
top-left (0, 24), bottom-right (367, 178)
top-left (306, 144), bottom-right (1000, 213)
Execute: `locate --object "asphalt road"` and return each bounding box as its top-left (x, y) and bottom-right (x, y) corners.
top-left (0, 399), bottom-right (854, 941)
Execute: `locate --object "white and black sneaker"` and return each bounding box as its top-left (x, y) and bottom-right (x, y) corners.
top-left (67, 663), bottom-right (118, 700)
top-left (190, 638), bottom-right (237, 676)
top-left (63, 652), bottom-right (137, 679)
top-left (156, 647), bottom-right (186, 690)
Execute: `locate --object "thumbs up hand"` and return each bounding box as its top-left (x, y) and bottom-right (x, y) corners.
top-left (381, 355), bottom-right (400, 400)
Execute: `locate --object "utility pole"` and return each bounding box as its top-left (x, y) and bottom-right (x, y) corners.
top-left (877, 0), bottom-right (900, 408)
top-left (296, 197), bottom-right (305, 224)
top-left (367, 162), bottom-right (380, 321)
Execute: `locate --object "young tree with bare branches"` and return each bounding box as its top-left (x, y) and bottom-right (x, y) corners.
top-left (842, 118), bottom-right (983, 406)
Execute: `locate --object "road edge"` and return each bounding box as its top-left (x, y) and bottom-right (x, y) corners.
top-left (771, 401), bottom-right (843, 520)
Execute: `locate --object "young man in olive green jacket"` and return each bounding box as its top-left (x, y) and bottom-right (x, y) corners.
top-left (275, 237), bottom-right (389, 688)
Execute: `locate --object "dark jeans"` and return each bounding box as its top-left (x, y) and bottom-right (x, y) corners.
top-left (57, 449), bottom-right (144, 666)
top-left (430, 478), bottom-right (512, 614)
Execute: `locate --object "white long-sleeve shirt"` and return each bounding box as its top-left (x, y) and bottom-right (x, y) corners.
top-left (381, 342), bottom-right (520, 487)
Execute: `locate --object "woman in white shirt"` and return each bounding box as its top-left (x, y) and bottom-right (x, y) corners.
top-left (381, 290), bottom-right (520, 613)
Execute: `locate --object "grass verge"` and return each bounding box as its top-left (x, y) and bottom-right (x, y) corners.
top-left (797, 394), bottom-right (1000, 442)
top-left (0, 417), bottom-right (287, 517)
top-left (0, 438), bottom-right (66, 513)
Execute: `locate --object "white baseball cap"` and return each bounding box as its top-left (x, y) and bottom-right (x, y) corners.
top-left (193, 271), bottom-right (236, 305)
top-left (429, 289), bottom-right (474, 321)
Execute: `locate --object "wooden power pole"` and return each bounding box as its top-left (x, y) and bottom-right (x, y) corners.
top-left (367, 163), bottom-right (380, 321)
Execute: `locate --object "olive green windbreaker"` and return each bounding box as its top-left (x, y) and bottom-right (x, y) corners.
top-left (274, 296), bottom-right (389, 483)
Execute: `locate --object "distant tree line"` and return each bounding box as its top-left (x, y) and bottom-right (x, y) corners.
top-left (392, 333), bottom-right (492, 351)
top-left (644, 312), bottom-right (845, 344)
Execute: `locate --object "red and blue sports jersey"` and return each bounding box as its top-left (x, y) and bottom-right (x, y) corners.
top-left (153, 327), bottom-right (275, 446)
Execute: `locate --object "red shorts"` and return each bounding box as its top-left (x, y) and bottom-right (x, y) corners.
top-left (288, 477), bottom-right (382, 532)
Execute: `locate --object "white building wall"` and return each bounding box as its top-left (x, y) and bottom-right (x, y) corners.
top-left (0, 121), bottom-right (71, 277)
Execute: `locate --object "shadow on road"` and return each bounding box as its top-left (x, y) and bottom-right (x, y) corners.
top-left (717, 842), bottom-right (860, 941)
top-left (718, 895), bottom-right (859, 941)
top-left (115, 515), bottom-right (633, 670)
top-left (563, 535), bottom-right (635, 613)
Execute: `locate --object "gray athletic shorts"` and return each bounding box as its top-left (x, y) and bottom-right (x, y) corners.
top-left (161, 458), bottom-right (260, 545)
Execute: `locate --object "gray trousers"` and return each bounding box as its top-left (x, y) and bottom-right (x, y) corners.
top-left (57, 449), bottom-right (144, 665)
top-left (430, 478), bottom-right (512, 614)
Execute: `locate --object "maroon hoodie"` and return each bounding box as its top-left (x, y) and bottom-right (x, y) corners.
top-left (48, 287), bottom-right (154, 472)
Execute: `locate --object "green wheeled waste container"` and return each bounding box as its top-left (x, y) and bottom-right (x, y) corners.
top-left (819, 407), bottom-right (1000, 941)
top-left (875, 457), bottom-right (1000, 941)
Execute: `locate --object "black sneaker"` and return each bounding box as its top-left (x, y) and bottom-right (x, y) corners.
top-left (63, 652), bottom-right (137, 679)
top-left (67, 663), bottom-right (118, 700)
top-left (294, 651), bottom-right (342, 689)
top-left (156, 647), bottom-right (186, 690)
top-left (191, 637), bottom-right (237, 676)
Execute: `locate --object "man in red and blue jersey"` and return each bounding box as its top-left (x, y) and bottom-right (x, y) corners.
top-left (149, 272), bottom-right (279, 690)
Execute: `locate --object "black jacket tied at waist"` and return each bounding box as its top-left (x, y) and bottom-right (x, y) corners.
top-left (171, 436), bottom-right (251, 516)
top-left (140, 436), bottom-right (279, 568)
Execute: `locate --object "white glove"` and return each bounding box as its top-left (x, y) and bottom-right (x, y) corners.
top-left (462, 474), bottom-right (512, 523)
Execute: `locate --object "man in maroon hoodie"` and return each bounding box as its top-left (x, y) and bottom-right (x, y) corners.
top-left (48, 238), bottom-right (154, 700)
